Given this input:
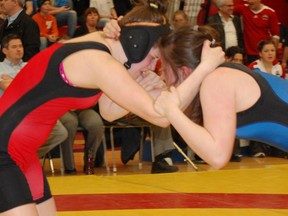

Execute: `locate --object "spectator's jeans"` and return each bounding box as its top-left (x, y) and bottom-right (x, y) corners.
top-left (54, 10), bottom-right (77, 37)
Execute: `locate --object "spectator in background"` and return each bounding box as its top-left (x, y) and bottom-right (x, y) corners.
top-left (0, 0), bottom-right (5, 28)
top-left (47, 0), bottom-right (77, 37)
top-left (59, 107), bottom-right (105, 175)
top-left (0, 0), bottom-right (40, 61)
top-left (249, 39), bottom-right (285, 78)
top-left (197, 0), bottom-right (218, 25)
top-left (90, 0), bottom-right (117, 28)
top-left (225, 46), bottom-right (245, 64)
top-left (73, 7), bottom-right (99, 38)
top-left (208, 0), bottom-right (244, 51)
top-left (171, 10), bottom-right (189, 29)
top-left (33, 0), bottom-right (59, 50)
top-left (234, 0), bottom-right (280, 64)
top-left (248, 38), bottom-right (285, 158)
top-left (282, 27), bottom-right (288, 71)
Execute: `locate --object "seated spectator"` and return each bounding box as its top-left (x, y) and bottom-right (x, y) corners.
top-left (0, 34), bottom-right (67, 159)
top-left (248, 38), bottom-right (286, 158)
top-left (249, 39), bottom-right (285, 78)
top-left (73, 7), bottom-right (99, 38)
top-left (225, 46), bottom-right (245, 64)
top-left (0, 0), bottom-right (40, 61)
top-left (33, 0), bottom-right (59, 50)
top-left (59, 107), bottom-right (105, 175)
top-left (89, 0), bottom-right (117, 28)
top-left (47, 0), bottom-right (77, 37)
top-left (171, 10), bottom-right (189, 29)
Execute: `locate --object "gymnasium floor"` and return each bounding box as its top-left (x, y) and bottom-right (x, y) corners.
top-left (44, 148), bottom-right (288, 216)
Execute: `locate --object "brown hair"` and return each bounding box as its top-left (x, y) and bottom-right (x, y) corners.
top-left (257, 38), bottom-right (277, 52)
top-left (160, 24), bottom-right (220, 125)
top-left (172, 10), bottom-right (189, 22)
top-left (83, 7), bottom-right (99, 22)
top-left (119, 0), bottom-right (168, 26)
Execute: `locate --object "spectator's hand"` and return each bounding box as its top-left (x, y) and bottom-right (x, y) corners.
top-left (48, 35), bottom-right (57, 43)
top-left (0, 74), bottom-right (13, 90)
top-left (154, 87), bottom-right (181, 116)
top-left (103, 16), bottom-right (123, 39)
top-left (60, 6), bottom-right (69, 11)
top-left (282, 61), bottom-right (287, 70)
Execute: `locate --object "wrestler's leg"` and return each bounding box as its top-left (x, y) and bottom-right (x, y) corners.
top-left (35, 170), bottom-right (56, 216)
top-left (1, 204), bottom-right (38, 216)
top-left (36, 198), bottom-right (56, 216)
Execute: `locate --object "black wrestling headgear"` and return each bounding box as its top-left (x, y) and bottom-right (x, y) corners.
top-left (119, 24), bottom-right (170, 69)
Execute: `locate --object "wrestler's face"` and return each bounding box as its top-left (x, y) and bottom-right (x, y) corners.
top-left (259, 43), bottom-right (276, 64)
top-left (128, 47), bottom-right (161, 79)
top-left (3, 38), bottom-right (24, 62)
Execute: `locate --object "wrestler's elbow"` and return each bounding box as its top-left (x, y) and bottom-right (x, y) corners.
top-left (208, 153), bottom-right (230, 170)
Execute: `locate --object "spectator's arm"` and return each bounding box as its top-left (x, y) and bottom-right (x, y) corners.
top-left (111, 8), bottom-right (117, 19)
top-left (0, 74), bottom-right (13, 90)
top-left (282, 46), bottom-right (288, 69)
top-left (25, 1), bottom-right (34, 16)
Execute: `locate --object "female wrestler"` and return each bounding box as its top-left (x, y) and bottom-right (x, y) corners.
top-left (0, 1), bottom-right (224, 215)
top-left (154, 25), bottom-right (288, 169)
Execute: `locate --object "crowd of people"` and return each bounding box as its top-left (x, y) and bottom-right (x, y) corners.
top-left (0, 0), bottom-right (288, 214)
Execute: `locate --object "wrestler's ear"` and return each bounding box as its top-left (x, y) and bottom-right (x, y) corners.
top-left (179, 66), bottom-right (192, 80)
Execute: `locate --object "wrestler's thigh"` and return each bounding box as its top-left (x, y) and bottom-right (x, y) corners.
top-left (0, 163), bottom-right (33, 213)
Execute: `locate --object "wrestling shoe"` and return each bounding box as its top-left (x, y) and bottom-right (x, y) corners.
top-left (151, 158), bottom-right (179, 174)
top-left (64, 169), bottom-right (77, 175)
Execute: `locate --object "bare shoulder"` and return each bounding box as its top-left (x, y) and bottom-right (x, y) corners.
top-left (201, 67), bottom-right (240, 91)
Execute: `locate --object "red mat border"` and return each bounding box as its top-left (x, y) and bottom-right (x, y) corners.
top-left (55, 193), bottom-right (288, 211)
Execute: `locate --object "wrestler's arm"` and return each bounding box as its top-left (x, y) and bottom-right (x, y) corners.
top-left (176, 40), bottom-right (225, 110)
top-left (99, 69), bottom-right (166, 121)
top-left (65, 50), bottom-right (169, 127)
top-left (103, 21), bottom-right (225, 111)
top-left (155, 69), bottom-right (236, 169)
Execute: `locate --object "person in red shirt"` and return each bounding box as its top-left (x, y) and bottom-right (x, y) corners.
top-left (33, 0), bottom-right (59, 50)
top-left (234, 0), bottom-right (280, 64)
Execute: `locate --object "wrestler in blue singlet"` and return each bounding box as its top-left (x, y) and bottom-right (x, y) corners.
top-left (221, 63), bottom-right (288, 152)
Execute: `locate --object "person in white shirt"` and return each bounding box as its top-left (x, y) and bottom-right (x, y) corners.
top-left (208, 0), bottom-right (243, 51)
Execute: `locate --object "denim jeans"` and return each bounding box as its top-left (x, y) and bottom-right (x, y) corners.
top-left (54, 10), bottom-right (77, 37)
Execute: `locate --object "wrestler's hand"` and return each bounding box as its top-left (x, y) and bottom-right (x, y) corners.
top-left (199, 40), bottom-right (225, 76)
top-left (135, 70), bottom-right (167, 99)
top-left (0, 74), bottom-right (13, 90)
top-left (103, 17), bottom-right (123, 39)
top-left (154, 87), bottom-right (181, 116)
top-left (136, 70), bottom-right (167, 91)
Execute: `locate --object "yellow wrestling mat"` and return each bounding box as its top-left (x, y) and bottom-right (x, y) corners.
top-left (49, 164), bottom-right (288, 216)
